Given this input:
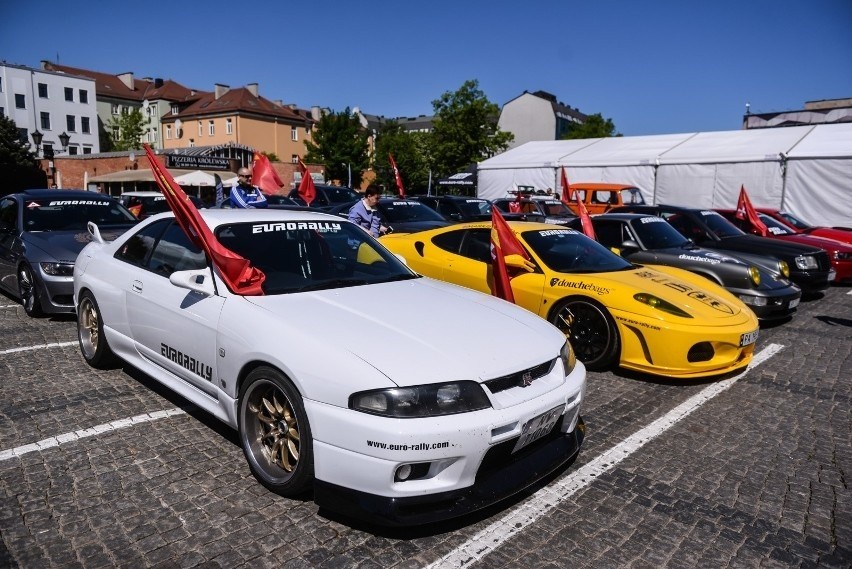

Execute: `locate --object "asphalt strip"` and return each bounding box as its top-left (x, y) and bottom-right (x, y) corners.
top-left (425, 342), bottom-right (784, 569)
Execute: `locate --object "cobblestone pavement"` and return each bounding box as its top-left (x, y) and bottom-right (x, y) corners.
top-left (0, 287), bottom-right (849, 568)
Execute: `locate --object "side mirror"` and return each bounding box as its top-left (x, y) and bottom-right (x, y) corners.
top-left (505, 254), bottom-right (535, 272)
top-left (619, 239), bottom-right (640, 252)
top-left (169, 269), bottom-right (215, 296)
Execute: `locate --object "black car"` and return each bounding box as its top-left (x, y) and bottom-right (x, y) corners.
top-left (492, 197), bottom-right (576, 225)
top-left (571, 213), bottom-right (802, 321)
top-left (611, 204), bottom-right (832, 294)
top-left (326, 198), bottom-right (452, 234)
top-left (413, 195), bottom-right (532, 223)
top-left (0, 189), bottom-right (138, 316)
top-left (288, 184), bottom-right (361, 208)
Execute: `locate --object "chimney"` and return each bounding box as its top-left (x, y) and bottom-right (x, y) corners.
top-left (154, 78), bottom-right (164, 88)
top-left (311, 106), bottom-right (322, 121)
top-left (117, 72), bottom-right (135, 90)
top-left (273, 99), bottom-right (283, 107)
top-left (214, 83), bottom-right (230, 99)
top-left (247, 83), bottom-right (259, 97)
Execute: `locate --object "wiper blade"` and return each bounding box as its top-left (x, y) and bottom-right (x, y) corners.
top-left (374, 273), bottom-right (420, 284)
top-left (296, 278), bottom-right (368, 292)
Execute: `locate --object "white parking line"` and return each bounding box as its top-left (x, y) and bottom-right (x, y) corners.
top-left (0, 304), bottom-right (20, 309)
top-left (847, 288), bottom-right (852, 295)
top-left (426, 343), bottom-right (784, 569)
top-left (0, 408), bottom-right (186, 463)
top-left (0, 341), bottom-right (78, 355)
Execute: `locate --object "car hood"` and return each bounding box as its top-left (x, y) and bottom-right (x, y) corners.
top-left (554, 265), bottom-right (747, 321)
top-left (657, 246), bottom-right (748, 266)
top-left (775, 233), bottom-right (852, 253)
top-left (23, 230), bottom-right (118, 262)
top-left (244, 278), bottom-right (562, 385)
top-left (716, 234), bottom-right (824, 257)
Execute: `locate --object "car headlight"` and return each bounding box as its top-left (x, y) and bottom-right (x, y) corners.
top-left (779, 260), bottom-right (790, 278)
top-left (794, 255), bottom-right (818, 270)
top-left (747, 266), bottom-right (761, 286)
top-left (350, 381), bottom-right (491, 418)
top-left (40, 262), bottom-right (75, 276)
top-left (738, 294), bottom-right (768, 307)
top-left (633, 293), bottom-right (693, 318)
top-left (560, 339), bottom-right (576, 375)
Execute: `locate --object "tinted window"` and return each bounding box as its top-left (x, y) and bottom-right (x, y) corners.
top-left (378, 201), bottom-right (447, 222)
top-left (522, 228), bottom-right (632, 272)
top-left (593, 220), bottom-right (631, 248)
top-left (620, 188), bottom-right (645, 205)
top-left (758, 213), bottom-right (795, 236)
top-left (23, 198), bottom-right (137, 231)
top-left (539, 201), bottom-right (575, 217)
top-left (323, 186), bottom-right (360, 203)
top-left (432, 230), bottom-right (465, 255)
top-left (115, 219), bottom-right (170, 266)
top-left (455, 199), bottom-right (491, 216)
top-left (148, 222), bottom-right (207, 276)
top-left (631, 217), bottom-right (690, 249)
top-left (699, 210), bottom-right (745, 238)
top-left (0, 199), bottom-right (16, 231)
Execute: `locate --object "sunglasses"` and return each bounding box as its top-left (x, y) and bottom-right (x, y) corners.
top-left (239, 174), bottom-right (252, 179)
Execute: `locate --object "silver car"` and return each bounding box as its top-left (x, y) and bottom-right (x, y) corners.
top-left (0, 189), bottom-right (137, 316)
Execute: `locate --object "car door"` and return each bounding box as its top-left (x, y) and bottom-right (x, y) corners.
top-left (125, 220), bottom-right (224, 398)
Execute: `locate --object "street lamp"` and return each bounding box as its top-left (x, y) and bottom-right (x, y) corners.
top-left (58, 131), bottom-right (70, 151)
top-left (31, 130), bottom-right (43, 156)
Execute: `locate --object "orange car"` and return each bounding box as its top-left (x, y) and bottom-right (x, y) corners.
top-left (566, 183), bottom-right (646, 215)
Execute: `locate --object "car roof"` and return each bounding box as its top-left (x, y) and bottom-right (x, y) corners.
top-left (194, 207), bottom-right (347, 228)
top-left (593, 212), bottom-right (654, 221)
top-left (15, 189), bottom-right (111, 200)
top-left (120, 191), bottom-right (163, 197)
top-left (568, 183), bottom-right (640, 190)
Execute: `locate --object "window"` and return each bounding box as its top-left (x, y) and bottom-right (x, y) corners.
top-left (121, 106), bottom-right (129, 115)
top-left (68, 146), bottom-right (79, 155)
top-left (79, 89), bottom-right (88, 104)
top-left (17, 128), bottom-right (27, 143)
top-left (0, 77), bottom-right (3, 92)
top-left (226, 118), bottom-right (232, 134)
top-left (66, 115), bottom-right (76, 132)
top-left (171, 104), bottom-right (179, 115)
top-left (291, 126), bottom-right (298, 141)
top-left (208, 120), bottom-right (214, 135)
top-left (81, 117), bottom-right (90, 134)
top-left (165, 125), bottom-right (171, 139)
top-left (15, 94), bottom-right (25, 109)
top-left (111, 103), bottom-right (119, 115)
top-left (40, 112), bottom-right (51, 130)
top-left (38, 83), bottom-right (48, 98)
top-left (116, 220), bottom-right (168, 267)
top-left (198, 121), bottom-right (203, 136)
top-left (0, 107), bottom-right (4, 118)
top-left (65, 87), bottom-right (73, 102)
top-left (188, 139), bottom-right (195, 147)
top-left (291, 155), bottom-right (298, 163)
top-left (148, 222), bottom-right (208, 276)
top-left (43, 144), bottom-right (54, 157)
top-left (83, 147), bottom-right (91, 155)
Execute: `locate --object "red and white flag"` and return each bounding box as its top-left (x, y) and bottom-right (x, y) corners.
top-left (251, 152), bottom-right (283, 195)
top-left (560, 166), bottom-right (572, 204)
top-left (296, 158), bottom-right (317, 206)
top-left (490, 208), bottom-right (532, 303)
top-left (735, 185), bottom-right (768, 237)
top-left (389, 153), bottom-right (406, 198)
top-left (144, 145), bottom-right (265, 295)
top-left (575, 193), bottom-right (597, 240)
top-left (508, 186), bottom-right (522, 213)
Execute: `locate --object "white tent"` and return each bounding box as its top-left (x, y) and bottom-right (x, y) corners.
top-left (172, 170), bottom-right (238, 187)
top-left (477, 124), bottom-right (852, 227)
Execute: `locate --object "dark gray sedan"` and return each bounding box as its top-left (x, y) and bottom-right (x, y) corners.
top-left (572, 213), bottom-right (802, 321)
top-left (0, 189), bottom-right (137, 316)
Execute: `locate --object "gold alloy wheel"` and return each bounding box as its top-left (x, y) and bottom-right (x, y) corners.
top-left (248, 385), bottom-right (301, 473)
top-left (78, 297), bottom-right (100, 361)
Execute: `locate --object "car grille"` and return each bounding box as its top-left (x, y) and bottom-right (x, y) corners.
top-left (476, 413), bottom-right (568, 480)
top-left (816, 250), bottom-right (831, 270)
top-left (482, 360), bottom-right (555, 394)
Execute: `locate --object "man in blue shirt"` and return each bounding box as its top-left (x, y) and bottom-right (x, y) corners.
top-left (230, 168), bottom-right (268, 208)
top-left (347, 187), bottom-right (388, 237)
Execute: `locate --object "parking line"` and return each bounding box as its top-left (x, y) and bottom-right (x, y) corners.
top-left (426, 343), bottom-right (784, 569)
top-left (0, 341), bottom-right (78, 355)
top-left (0, 304), bottom-right (20, 309)
top-left (0, 408), bottom-right (186, 463)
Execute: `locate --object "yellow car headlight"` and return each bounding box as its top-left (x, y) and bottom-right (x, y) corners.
top-left (779, 260), bottom-right (790, 278)
top-left (633, 293), bottom-right (693, 318)
top-left (560, 339), bottom-right (576, 375)
top-left (747, 266), bottom-right (761, 286)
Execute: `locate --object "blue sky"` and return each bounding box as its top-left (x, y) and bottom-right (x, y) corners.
top-left (2, 0), bottom-right (850, 136)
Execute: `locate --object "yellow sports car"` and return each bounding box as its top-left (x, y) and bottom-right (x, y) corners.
top-left (381, 222), bottom-right (760, 378)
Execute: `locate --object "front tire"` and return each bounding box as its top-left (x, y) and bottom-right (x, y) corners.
top-left (77, 291), bottom-right (116, 368)
top-left (549, 296), bottom-right (620, 371)
top-left (239, 367), bottom-right (314, 496)
top-left (18, 264), bottom-right (42, 317)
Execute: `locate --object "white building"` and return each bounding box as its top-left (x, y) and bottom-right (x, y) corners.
top-left (0, 62), bottom-right (100, 157)
top-left (498, 90), bottom-right (588, 150)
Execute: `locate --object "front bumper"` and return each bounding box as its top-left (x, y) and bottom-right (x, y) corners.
top-left (35, 270), bottom-right (75, 314)
top-left (740, 290), bottom-right (802, 321)
top-left (315, 417), bottom-right (585, 526)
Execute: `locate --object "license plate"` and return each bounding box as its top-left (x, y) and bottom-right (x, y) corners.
top-left (789, 297), bottom-right (800, 309)
top-left (739, 329), bottom-right (759, 347)
top-left (512, 406), bottom-right (563, 454)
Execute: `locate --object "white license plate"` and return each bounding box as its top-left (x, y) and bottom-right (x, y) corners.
top-left (512, 406), bottom-right (563, 454)
top-left (789, 297), bottom-right (800, 309)
top-left (739, 329), bottom-right (759, 347)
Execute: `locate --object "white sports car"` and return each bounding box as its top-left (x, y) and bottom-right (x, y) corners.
top-left (74, 208), bottom-right (586, 525)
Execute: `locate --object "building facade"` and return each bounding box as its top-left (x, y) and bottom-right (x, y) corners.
top-left (498, 90), bottom-right (588, 150)
top-left (743, 98), bottom-right (852, 129)
top-left (1, 62), bottom-right (100, 157)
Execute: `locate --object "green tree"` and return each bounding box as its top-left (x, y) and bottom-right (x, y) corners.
top-left (563, 113), bottom-right (621, 139)
top-left (429, 79), bottom-right (513, 178)
top-left (0, 116), bottom-right (47, 191)
top-left (373, 121), bottom-right (432, 194)
top-left (304, 108), bottom-right (370, 189)
top-left (105, 108), bottom-right (147, 151)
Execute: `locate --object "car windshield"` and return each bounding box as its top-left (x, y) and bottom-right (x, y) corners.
top-left (631, 217), bottom-right (691, 248)
top-left (621, 187), bottom-right (645, 205)
top-left (215, 219), bottom-right (417, 294)
top-left (779, 211), bottom-right (810, 230)
top-left (538, 201), bottom-right (575, 217)
top-left (324, 187), bottom-right (360, 203)
top-left (699, 210), bottom-right (746, 237)
top-left (522, 228), bottom-right (633, 273)
top-left (379, 201), bottom-right (447, 222)
top-left (456, 199), bottom-right (491, 216)
top-left (23, 198), bottom-right (137, 231)
top-left (758, 213), bottom-right (795, 236)
top-left (123, 195), bottom-right (171, 216)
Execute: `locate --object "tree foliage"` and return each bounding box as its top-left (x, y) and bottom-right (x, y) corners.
top-left (0, 115), bottom-right (46, 191)
top-left (563, 113), bottom-right (621, 139)
top-left (304, 109), bottom-right (370, 189)
top-left (105, 108), bottom-right (147, 151)
top-left (373, 122), bottom-right (432, 194)
top-left (429, 79), bottom-right (513, 178)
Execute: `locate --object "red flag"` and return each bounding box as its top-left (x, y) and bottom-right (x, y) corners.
top-left (490, 208), bottom-right (532, 303)
top-left (144, 145), bottom-right (265, 295)
top-left (575, 193), bottom-right (597, 240)
top-left (389, 153), bottom-right (405, 198)
top-left (508, 187), bottom-right (522, 213)
top-left (735, 185), bottom-right (769, 237)
top-left (251, 152), bottom-right (283, 195)
top-left (296, 158), bottom-right (317, 206)
top-left (560, 166), bottom-right (572, 204)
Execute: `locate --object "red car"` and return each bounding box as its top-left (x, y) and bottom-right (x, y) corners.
top-left (758, 208), bottom-right (852, 246)
top-left (716, 209), bottom-right (852, 284)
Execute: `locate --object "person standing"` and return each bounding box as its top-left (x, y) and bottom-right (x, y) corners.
top-left (347, 187), bottom-right (388, 237)
top-left (229, 168), bottom-right (268, 208)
